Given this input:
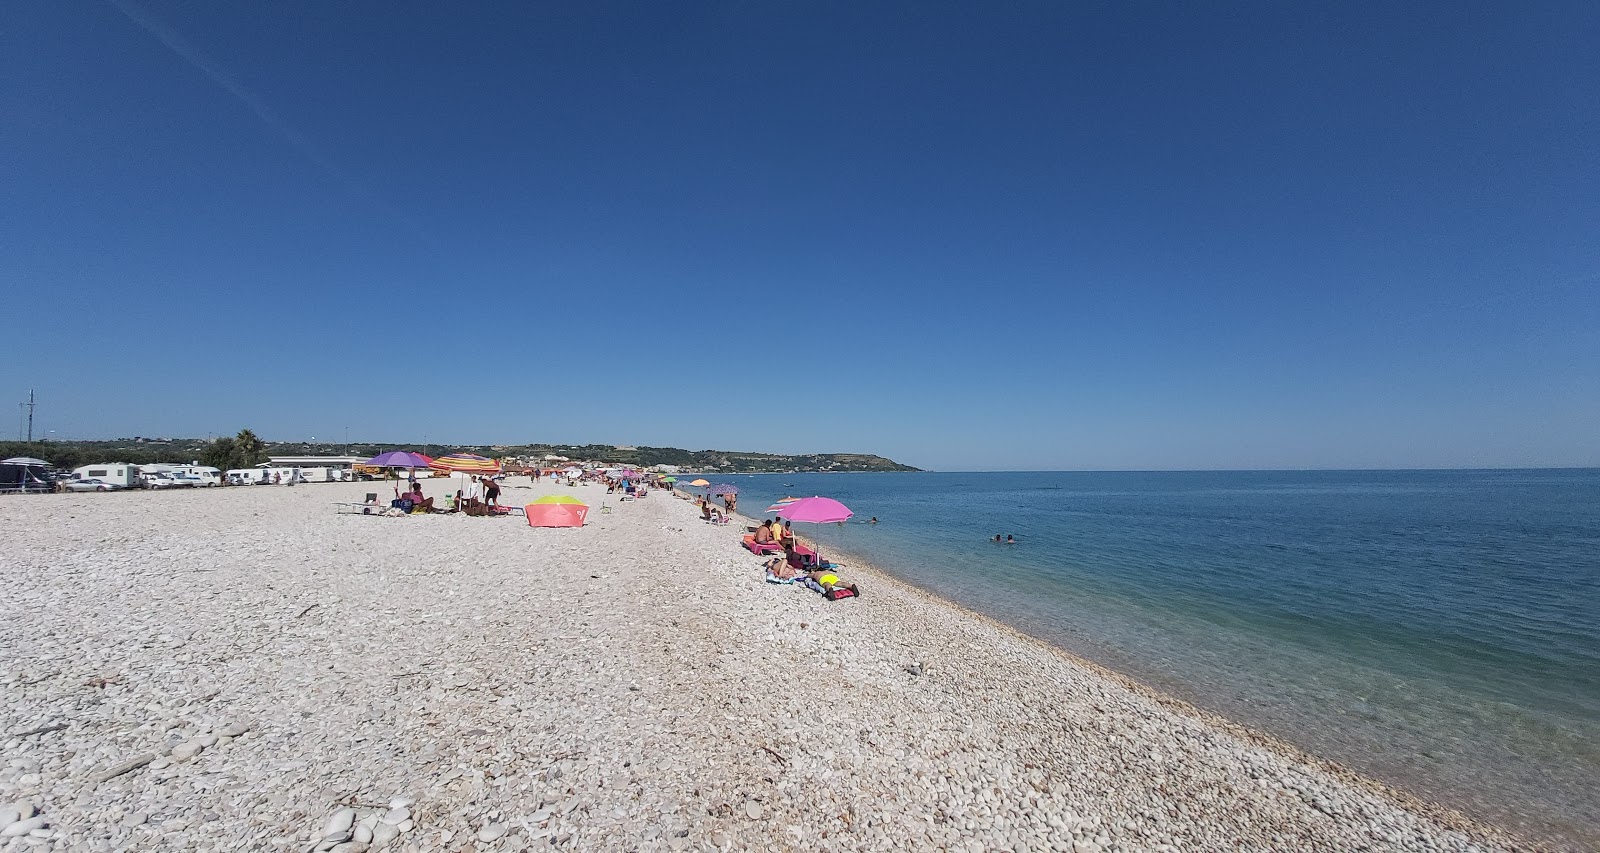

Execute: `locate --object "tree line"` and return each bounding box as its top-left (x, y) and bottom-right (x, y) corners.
top-left (1, 429), bottom-right (268, 471)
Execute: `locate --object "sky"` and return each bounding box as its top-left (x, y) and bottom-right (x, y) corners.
top-left (3, 1), bottom-right (1597, 471)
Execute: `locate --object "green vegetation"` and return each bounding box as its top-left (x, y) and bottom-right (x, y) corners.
top-left (1, 436), bottom-right (919, 473)
top-left (199, 429), bottom-right (268, 472)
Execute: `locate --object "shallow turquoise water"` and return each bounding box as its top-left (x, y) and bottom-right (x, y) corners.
top-left (701, 469), bottom-right (1600, 847)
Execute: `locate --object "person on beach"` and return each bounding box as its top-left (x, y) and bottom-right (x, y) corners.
top-left (484, 476), bottom-right (501, 509)
top-left (405, 485), bottom-right (434, 513)
top-left (805, 568), bottom-right (860, 598)
top-left (752, 523), bottom-right (774, 545)
top-left (779, 520), bottom-right (795, 549)
top-left (764, 555), bottom-right (800, 581)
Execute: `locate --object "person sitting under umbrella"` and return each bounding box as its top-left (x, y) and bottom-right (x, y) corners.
top-left (406, 485), bottom-right (435, 513)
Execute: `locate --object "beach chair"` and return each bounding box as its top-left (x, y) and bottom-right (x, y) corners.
top-left (742, 535), bottom-right (782, 555)
top-left (787, 544), bottom-right (820, 570)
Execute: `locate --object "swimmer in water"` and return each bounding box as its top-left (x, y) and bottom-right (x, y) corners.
top-left (1006, 534), bottom-right (1015, 544)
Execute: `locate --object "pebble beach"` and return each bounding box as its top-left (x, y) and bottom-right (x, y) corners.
top-left (0, 480), bottom-right (1526, 852)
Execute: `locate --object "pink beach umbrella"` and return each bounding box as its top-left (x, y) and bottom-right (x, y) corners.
top-left (774, 496), bottom-right (854, 568)
top-left (775, 496), bottom-right (853, 524)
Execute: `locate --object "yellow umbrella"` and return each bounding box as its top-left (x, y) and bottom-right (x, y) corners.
top-left (531, 494), bottom-right (586, 505)
top-left (688, 478), bottom-right (710, 487)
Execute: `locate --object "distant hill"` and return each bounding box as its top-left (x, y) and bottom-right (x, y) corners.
top-left (1, 438), bottom-right (920, 473)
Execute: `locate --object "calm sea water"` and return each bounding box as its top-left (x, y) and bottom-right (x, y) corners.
top-left (702, 470), bottom-right (1600, 848)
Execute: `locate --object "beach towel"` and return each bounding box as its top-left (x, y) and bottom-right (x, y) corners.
top-left (765, 571), bottom-right (796, 585)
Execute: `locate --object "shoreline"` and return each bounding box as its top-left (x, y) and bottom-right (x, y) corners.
top-left (0, 481), bottom-right (1540, 850)
top-left (723, 502), bottom-right (1529, 851)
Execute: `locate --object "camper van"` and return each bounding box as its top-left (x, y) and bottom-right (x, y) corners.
top-left (186, 466), bottom-right (222, 486)
top-left (139, 463), bottom-right (222, 487)
top-left (226, 468), bottom-right (271, 486)
top-left (71, 463), bottom-right (141, 489)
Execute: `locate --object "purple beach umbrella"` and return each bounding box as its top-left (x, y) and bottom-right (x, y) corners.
top-left (366, 451), bottom-right (432, 469)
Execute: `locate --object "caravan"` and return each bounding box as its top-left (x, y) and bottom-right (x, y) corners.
top-left (140, 463), bottom-right (222, 487)
top-left (226, 468), bottom-right (271, 486)
top-left (71, 463), bottom-right (141, 489)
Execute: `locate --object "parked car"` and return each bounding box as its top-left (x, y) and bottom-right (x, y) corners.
top-left (171, 473), bottom-right (206, 488)
top-left (65, 478), bottom-right (119, 492)
top-left (144, 473), bottom-right (180, 489)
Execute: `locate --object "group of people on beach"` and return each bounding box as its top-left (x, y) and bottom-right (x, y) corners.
top-left (390, 474), bottom-right (501, 516)
top-left (747, 516), bottom-right (860, 599)
top-left (696, 492), bottom-right (736, 523)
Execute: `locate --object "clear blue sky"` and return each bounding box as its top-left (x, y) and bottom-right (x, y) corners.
top-left (4, 1), bottom-right (1597, 470)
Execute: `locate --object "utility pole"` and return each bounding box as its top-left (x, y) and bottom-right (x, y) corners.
top-left (21, 390), bottom-right (35, 442)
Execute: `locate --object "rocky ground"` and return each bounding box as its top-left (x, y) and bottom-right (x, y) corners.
top-left (0, 480), bottom-right (1523, 851)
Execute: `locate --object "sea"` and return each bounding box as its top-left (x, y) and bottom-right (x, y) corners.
top-left (697, 469), bottom-right (1600, 849)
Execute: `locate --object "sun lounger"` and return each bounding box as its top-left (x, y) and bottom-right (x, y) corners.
top-left (742, 535), bottom-right (783, 555)
top-left (335, 502), bottom-right (392, 516)
top-left (787, 544), bottom-right (819, 569)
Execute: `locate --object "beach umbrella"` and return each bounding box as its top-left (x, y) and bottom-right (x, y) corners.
top-left (530, 494), bottom-right (586, 504)
top-left (429, 453), bottom-right (501, 474)
top-left (661, 476), bottom-right (677, 483)
top-left (429, 453), bottom-right (502, 495)
top-left (777, 496), bottom-right (853, 524)
top-left (688, 478), bottom-right (710, 488)
top-left (775, 496), bottom-right (854, 567)
top-left (366, 450), bottom-right (431, 481)
top-left (707, 483), bottom-right (739, 495)
top-left (763, 496), bottom-right (802, 514)
top-left (525, 495), bottom-right (588, 528)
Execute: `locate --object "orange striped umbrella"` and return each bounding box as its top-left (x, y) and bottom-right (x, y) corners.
top-left (429, 453), bottom-right (501, 474)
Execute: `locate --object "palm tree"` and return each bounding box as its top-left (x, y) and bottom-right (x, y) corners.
top-left (234, 429), bottom-right (266, 466)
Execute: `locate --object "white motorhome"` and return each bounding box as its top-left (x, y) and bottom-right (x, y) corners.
top-left (71, 463), bottom-right (141, 489)
top-left (226, 468), bottom-right (271, 485)
top-left (139, 463), bottom-right (222, 487)
top-left (188, 466), bottom-right (222, 486)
